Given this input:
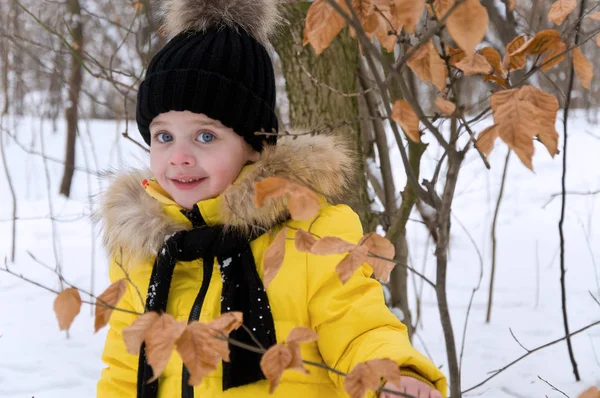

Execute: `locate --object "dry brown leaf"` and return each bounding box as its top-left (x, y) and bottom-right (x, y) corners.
top-left (475, 125), bottom-right (499, 156)
top-left (390, 0), bottom-right (425, 33)
top-left (503, 35), bottom-right (527, 71)
top-left (344, 362), bottom-right (381, 398)
top-left (209, 312), bottom-right (243, 335)
top-left (548, 0), bottom-right (577, 25)
top-left (146, 313), bottom-right (186, 382)
top-left (519, 85), bottom-right (560, 157)
top-left (310, 236), bottom-right (357, 255)
top-left (95, 279), bottom-right (128, 332)
top-left (359, 233), bottom-right (396, 283)
top-left (176, 322), bottom-right (228, 386)
top-left (254, 176), bottom-right (290, 208)
top-left (446, 0), bottom-right (489, 55)
top-left (507, 0), bottom-right (516, 11)
top-left (349, 0), bottom-right (379, 40)
top-left (294, 229), bottom-right (318, 253)
top-left (303, 0), bottom-right (347, 55)
top-left (578, 387), bottom-right (600, 398)
top-left (391, 99), bottom-right (420, 142)
top-left (480, 46), bottom-right (505, 76)
top-left (435, 97), bottom-right (456, 116)
top-left (123, 312), bottom-right (160, 355)
top-left (428, 0), bottom-right (455, 18)
top-left (484, 74), bottom-right (509, 88)
top-left (407, 42), bottom-right (447, 92)
top-left (511, 29), bottom-right (567, 71)
top-left (287, 184), bottom-right (321, 221)
top-left (53, 288), bottom-right (82, 331)
top-left (286, 327), bottom-right (319, 344)
top-left (573, 46), bottom-right (593, 89)
top-left (367, 359), bottom-right (402, 388)
top-left (263, 227), bottom-right (288, 288)
top-left (454, 52), bottom-right (493, 75)
top-left (260, 344), bottom-right (293, 393)
top-left (596, 33), bottom-right (600, 47)
top-left (336, 245), bottom-right (369, 283)
top-left (589, 12), bottom-right (600, 20)
top-left (372, 0), bottom-right (397, 52)
top-left (447, 45), bottom-right (467, 66)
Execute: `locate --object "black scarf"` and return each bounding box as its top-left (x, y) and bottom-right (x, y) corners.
top-left (136, 205), bottom-right (277, 397)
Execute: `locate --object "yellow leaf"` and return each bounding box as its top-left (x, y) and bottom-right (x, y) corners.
top-left (304, 0), bottom-right (347, 55)
top-left (359, 233), bottom-right (396, 283)
top-left (176, 322), bottom-right (227, 386)
top-left (123, 312), bottom-right (160, 355)
top-left (95, 279), bottom-right (128, 332)
top-left (548, 0), bottom-right (577, 25)
top-left (263, 227), bottom-right (288, 288)
top-left (294, 229), bottom-right (318, 253)
top-left (336, 245), bottom-right (369, 283)
top-left (454, 52), bottom-right (493, 75)
top-left (480, 46), bottom-right (505, 76)
top-left (53, 288), bottom-right (82, 331)
top-left (503, 35), bottom-right (527, 71)
top-left (390, 0), bottom-right (425, 33)
top-left (446, 0), bottom-right (489, 54)
top-left (146, 314), bottom-right (186, 382)
top-left (573, 47), bottom-right (593, 89)
top-left (310, 236), bottom-right (357, 255)
top-left (475, 125), bottom-right (499, 156)
top-left (435, 97), bottom-right (456, 116)
top-left (260, 344), bottom-right (293, 393)
top-left (391, 99), bottom-right (420, 142)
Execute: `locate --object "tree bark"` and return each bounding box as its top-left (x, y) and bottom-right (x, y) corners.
top-left (272, 2), bottom-right (375, 231)
top-left (59, 0), bottom-right (83, 197)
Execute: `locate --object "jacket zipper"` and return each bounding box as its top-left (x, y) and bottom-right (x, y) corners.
top-left (181, 257), bottom-right (214, 398)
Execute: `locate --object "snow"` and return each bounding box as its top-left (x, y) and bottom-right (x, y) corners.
top-left (0, 112), bottom-right (599, 397)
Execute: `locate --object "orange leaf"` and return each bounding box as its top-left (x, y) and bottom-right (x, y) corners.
top-left (484, 74), bottom-right (509, 88)
top-left (435, 97), bottom-right (456, 116)
top-left (390, 0), bottom-right (425, 33)
top-left (480, 46), bottom-right (505, 76)
top-left (578, 387), bottom-right (600, 398)
top-left (589, 12), bottom-right (600, 20)
top-left (53, 288), bottom-right (82, 331)
top-left (95, 279), bottom-right (128, 332)
top-left (519, 85), bottom-right (560, 157)
top-left (311, 236), bottom-right (357, 255)
top-left (336, 245), bottom-right (369, 283)
top-left (503, 36), bottom-right (527, 71)
top-left (391, 99), bottom-right (420, 142)
top-left (209, 311), bottom-right (243, 335)
top-left (260, 344), bottom-right (293, 393)
top-left (254, 176), bottom-right (290, 208)
top-left (304, 0), bottom-right (347, 55)
top-left (548, 0), bottom-right (577, 25)
top-left (349, 0), bottom-right (378, 39)
top-left (511, 29), bottom-right (567, 71)
top-left (446, 0), bottom-right (489, 54)
top-left (294, 229), bottom-right (318, 252)
top-left (286, 327), bottom-right (319, 344)
top-left (454, 52), bottom-right (493, 75)
top-left (367, 359), bottom-right (402, 388)
top-left (344, 362), bottom-right (381, 398)
top-left (447, 45), bottom-right (467, 66)
top-left (507, 0), bottom-right (516, 11)
top-left (596, 33), bottom-right (600, 47)
top-left (287, 183), bottom-right (321, 221)
top-left (359, 233), bottom-right (396, 283)
top-left (372, 0), bottom-right (397, 52)
top-left (428, 0), bottom-right (454, 18)
top-left (123, 312), bottom-right (160, 355)
top-left (176, 322), bottom-right (228, 386)
top-left (573, 46), bottom-right (593, 89)
top-left (146, 313), bottom-right (186, 382)
top-left (475, 125), bottom-right (499, 156)
top-left (407, 41), bottom-right (447, 92)
top-left (263, 227), bottom-right (288, 288)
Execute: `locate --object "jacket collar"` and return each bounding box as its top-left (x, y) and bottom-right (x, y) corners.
top-left (94, 132), bottom-right (357, 266)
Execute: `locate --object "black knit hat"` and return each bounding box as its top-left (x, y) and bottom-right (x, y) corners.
top-left (136, 0), bottom-right (281, 152)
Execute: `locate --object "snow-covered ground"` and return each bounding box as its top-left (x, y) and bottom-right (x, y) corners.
top-left (0, 113), bottom-right (598, 397)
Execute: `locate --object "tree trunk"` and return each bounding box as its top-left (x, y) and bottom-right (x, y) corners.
top-left (59, 0), bottom-right (83, 197)
top-left (272, 2), bottom-right (375, 232)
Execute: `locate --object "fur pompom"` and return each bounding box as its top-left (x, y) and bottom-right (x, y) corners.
top-left (160, 0), bottom-right (282, 46)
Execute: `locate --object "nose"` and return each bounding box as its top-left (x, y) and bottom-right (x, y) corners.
top-left (169, 143), bottom-right (196, 167)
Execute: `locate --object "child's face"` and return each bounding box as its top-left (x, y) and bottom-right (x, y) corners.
top-left (149, 110), bottom-right (260, 209)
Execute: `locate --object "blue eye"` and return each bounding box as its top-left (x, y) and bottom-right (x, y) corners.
top-left (197, 132), bottom-right (215, 143)
top-left (156, 132), bottom-right (173, 143)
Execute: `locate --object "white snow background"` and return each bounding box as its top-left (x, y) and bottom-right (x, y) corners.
top-left (0, 113), bottom-right (599, 397)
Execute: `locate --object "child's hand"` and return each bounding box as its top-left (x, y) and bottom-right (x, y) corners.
top-left (381, 376), bottom-right (442, 398)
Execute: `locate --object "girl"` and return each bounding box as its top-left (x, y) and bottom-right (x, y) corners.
top-left (96, 0), bottom-right (447, 397)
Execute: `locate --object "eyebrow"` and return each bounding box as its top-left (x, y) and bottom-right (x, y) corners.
top-left (149, 118), bottom-right (220, 129)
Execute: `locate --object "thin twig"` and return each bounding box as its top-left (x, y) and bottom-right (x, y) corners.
top-left (537, 375), bottom-right (570, 398)
top-left (115, 248), bottom-right (145, 310)
top-left (509, 328), bottom-right (531, 352)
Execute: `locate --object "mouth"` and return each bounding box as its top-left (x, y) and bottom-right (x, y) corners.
top-left (170, 177), bottom-right (207, 190)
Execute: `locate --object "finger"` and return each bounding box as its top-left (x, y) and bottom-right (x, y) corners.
top-left (429, 389), bottom-right (443, 398)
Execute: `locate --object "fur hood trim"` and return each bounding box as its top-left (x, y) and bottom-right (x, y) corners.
top-left (94, 132), bottom-right (357, 264)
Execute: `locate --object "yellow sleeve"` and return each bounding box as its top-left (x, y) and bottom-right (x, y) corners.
top-left (306, 204), bottom-right (447, 397)
top-left (96, 258), bottom-right (140, 398)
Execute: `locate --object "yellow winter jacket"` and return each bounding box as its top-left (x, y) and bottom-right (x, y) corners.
top-left (95, 134), bottom-right (447, 398)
